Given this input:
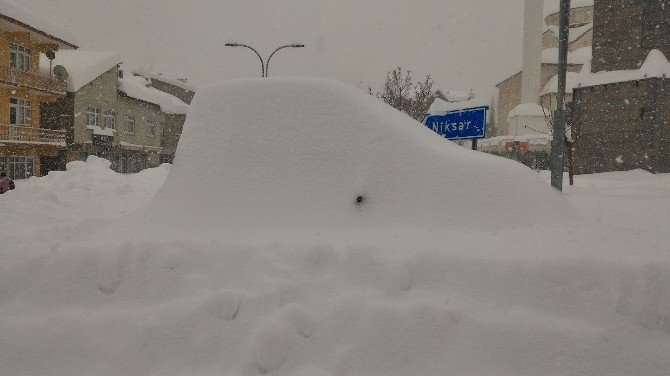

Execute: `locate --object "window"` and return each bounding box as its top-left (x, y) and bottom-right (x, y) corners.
top-left (104, 111), bottom-right (116, 130)
top-left (86, 107), bottom-right (101, 127)
top-left (9, 98), bottom-right (31, 126)
top-left (125, 115), bottom-right (135, 133)
top-left (9, 43), bottom-right (31, 72)
top-left (8, 156), bottom-right (35, 179)
top-left (147, 120), bottom-right (156, 137)
top-left (0, 156), bottom-right (5, 176)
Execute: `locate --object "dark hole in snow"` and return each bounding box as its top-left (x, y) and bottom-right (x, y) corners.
top-left (355, 195), bottom-right (366, 206)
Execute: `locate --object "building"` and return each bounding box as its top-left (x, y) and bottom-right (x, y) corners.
top-left (571, 0), bottom-right (670, 174)
top-left (495, 0), bottom-right (593, 136)
top-left (40, 50), bottom-right (189, 173)
top-left (132, 71), bottom-right (196, 163)
top-left (0, 1), bottom-right (78, 179)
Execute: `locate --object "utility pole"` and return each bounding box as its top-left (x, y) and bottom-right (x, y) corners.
top-left (550, 0), bottom-right (570, 191)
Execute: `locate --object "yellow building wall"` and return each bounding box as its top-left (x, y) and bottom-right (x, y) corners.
top-left (0, 30), bottom-right (62, 177)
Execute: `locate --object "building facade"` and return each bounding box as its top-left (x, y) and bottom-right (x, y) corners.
top-left (133, 72), bottom-right (195, 163)
top-left (495, 1), bottom-right (594, 135)
top-left (41, 51), bottom-right (188, 173)
top-left (572, 0), bottom-right (670, 174)
top-left (0, 6), bottom-right (77, 178)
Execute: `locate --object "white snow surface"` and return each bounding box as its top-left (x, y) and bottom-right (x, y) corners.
top-left (480, 134), bottom-right (552, 147)
top-left (1, 78), bottom-right (670, 376)
top-left (576, 49), bottom-right (670, 88)
top-left (427, 96), bottom-right (490, 115)
top-left (149, 78), bottom-right (555, 240)
top-left (0, 0), bottom-right (77, 47)
top-left (118, 74), bottom-right (189, 115)
top-left (541, 71), bottom-right (581, 95)
top-left (135, 70), bottom-right (199, 92)
top-left (439, 89), bottom-right (470, 102)
top-left (39, 50), bottom-right (122, 92)
top-left (507, 102), bottom-right (549, 120)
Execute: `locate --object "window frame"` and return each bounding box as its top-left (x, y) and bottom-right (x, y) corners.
top-left (86, 107), bottom-right (101, 127)
top-left (103, 111), bottom-right (116, 130)
top-left (147, 119), bottom-right (156, 137)
top-left (8, 156), bottom-right (35, 179)
top-left (125, 115), bottom-right (136, 134)
top-left (9, 98), bottom-right (31, 126)
top-left (9, 43), bottom-right (31, 72)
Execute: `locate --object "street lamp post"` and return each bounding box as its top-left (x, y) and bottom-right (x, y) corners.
top-left (265, 44), bottom-right (305, 77)
top-left (225, 42), bottom-right (304, 77)
top-left (224, 43), bottom-right (265, 77)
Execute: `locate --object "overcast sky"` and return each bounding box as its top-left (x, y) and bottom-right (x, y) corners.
top-left (21, 0), bottom-right (525, 99)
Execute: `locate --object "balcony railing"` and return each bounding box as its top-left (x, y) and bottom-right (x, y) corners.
top-left (0, 64), bottom-right (67, 94)
top-left (0, 125), bottom-right (66, 145)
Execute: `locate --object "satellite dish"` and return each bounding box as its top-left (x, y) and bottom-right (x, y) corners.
top-left (53, 65), bottom-right (68, 81)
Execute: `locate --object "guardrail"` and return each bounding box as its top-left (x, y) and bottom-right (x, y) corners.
top-left (0, 125), bottom-right (66, 145)
top-left (0, 64), bottom-right (67, 94)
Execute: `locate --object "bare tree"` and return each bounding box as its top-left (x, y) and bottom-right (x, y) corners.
top-left (376, 66), bottom-right (436, 122)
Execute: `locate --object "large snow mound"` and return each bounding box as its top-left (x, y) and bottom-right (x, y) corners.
top-left (1, 149), bottom-right (670, 375)
top-left (150, 77), bottom-right (564, 239)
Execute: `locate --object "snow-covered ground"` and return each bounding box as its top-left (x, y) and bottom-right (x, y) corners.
top-left (0, 78), bottom-right (669, 375)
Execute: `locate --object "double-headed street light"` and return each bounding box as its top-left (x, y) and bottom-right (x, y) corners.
top-left (225, 43), bottom-right (305, 77)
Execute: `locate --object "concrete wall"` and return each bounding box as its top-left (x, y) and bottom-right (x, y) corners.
top-left (73, 68), bottom-right (120, 144)
top-left (72, 66), bottom-right (164, 150)
top-left (572, 78), bottom-right (670, 174)
top-left (161, 113), bottom-right (186, 158)
top-left (496, 64), bottom-right (581, 135)
top-left (592, 0), bottom-right (670, 72)
top-left (495, 4), bottom-right (593, 138)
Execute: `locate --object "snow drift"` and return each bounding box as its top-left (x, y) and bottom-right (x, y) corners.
top-left (1, 80), bottom-right (669, 376)
top-left (149, 77), bottom-right (564, 239)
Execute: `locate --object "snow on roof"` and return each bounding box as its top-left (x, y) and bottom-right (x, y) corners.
top-left (436, 89), bottom-right (471, 102)
top-left (541, 71), bottom-right (581, 96)
top-left (543, 0), bottom-right (594, 19)
top-left (39, 50), bottom-right (122, 92)
top-left (507, 103), bottom-right (549, 120)
top-left (545, 22), bottom-right (593, 44)
top-left (576, 49), bottom-right (670, 88)
top-left (118, 75), bottom-right (189, 115)
top-left (137, 71), bottom-right (198, 92)
top-left (479, 134), bottom-right (552, 147)
top-left (0, 0), bottom-right (77, 48)
top-left (427, 96), bottom-right (489, 115)
top-left (542, 46), bottom-right (592, 65)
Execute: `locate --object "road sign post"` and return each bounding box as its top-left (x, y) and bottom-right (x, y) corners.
top-left (423, 106), bottom-right (488, 142)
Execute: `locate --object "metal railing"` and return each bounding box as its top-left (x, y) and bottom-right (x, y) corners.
top-left (0, 124), bottom-right (66, 145)
top-left (0, 64), bottom-right (67, 94)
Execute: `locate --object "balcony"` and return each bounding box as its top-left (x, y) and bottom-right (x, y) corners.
top-left (0, 125), bottom-right (66, 146)
top-left (0, 64), bottom-right (67, 94)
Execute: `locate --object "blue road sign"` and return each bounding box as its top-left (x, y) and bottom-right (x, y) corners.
top-left (423, 106), bottom-right (488, 140)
